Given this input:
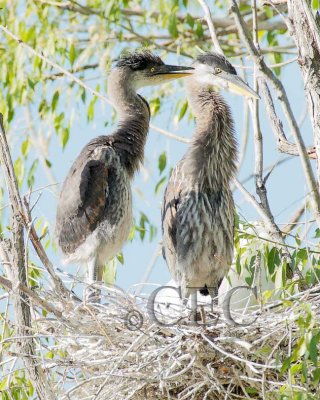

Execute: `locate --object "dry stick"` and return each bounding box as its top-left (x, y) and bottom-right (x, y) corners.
top-left (282, 200), bottom-right (308, 235)
top-left (197, 0), bottom-right (224, 54)
top-left (0, 272), bottom-right (62, 319)
top-left (230, 0), bottom-right (320, 229)
top-left (287, 0), bottom-right (320, 185)
top-left (259, 81), bottom-right (316, 159)
top-left (0, 25), bottom-right (190, 145)
top-left (22, 196), bottom-right (70, 299)
top-left (0, 114), bottom-right (56, 400)
top-left (236, 61), bottom-right (250, 173)
top-left (250, 0), bottom-right (284, 244)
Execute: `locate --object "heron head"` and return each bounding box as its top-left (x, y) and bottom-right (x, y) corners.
top-left (191, 52), bottom-right (259, 99)
top-left (114, 50), bottom-right (194, 89)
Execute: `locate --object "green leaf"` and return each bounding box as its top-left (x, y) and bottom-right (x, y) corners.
top-left (264, 7), bottom-right (273, 19)
top-left (168, 14), bottom-right (178, 38)
top-left (14, 157), bottom-right (25, 188)
top-left (60, 127), bottom-right (69, 148)
top-left (117, 252), bottom-right (124, 265)
top-left (103, 258), bottom-right (117, 284)
top-left (51, 90), bottom-right (59, 112)
top-left (155, 176), bottom-right (166, 194)
top-left (158, 151), bottom-right (166, 174)
top-left (27, 159), bottom-right (39, 187)
top-left (267, 247), bottom-right (280, 275)
top-left (21, 138), bottom-right (30, 158)
top-left (280, 356), bottom-right (292, 374)
top-left (309, 331), bottom-right (320, 365)
top-left (178, 100), bottom-right (188, 121)
top-left (150, 97), bottom-right (160, 115)
top-left (87, 98), bottom-right (97, 121)
top-left (139, 212), bottom-right (149, 241)
top-left (69, 43), bottom-right (76, 66)
top-left (27, 78), bottom-right (35, 91)
top-left (186, 13), bottom-right (194, 28)
top-left (195, 21), bottom-right (204, 38)
top-left (313, 367), bottom-right (320, 386)
top-left (312, 0), bottom-right (319, 11)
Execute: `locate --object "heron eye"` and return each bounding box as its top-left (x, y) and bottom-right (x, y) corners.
top-left (150, 67), bottom-right (155, 73)
top-left (215, 68), bottom-right (222, 74)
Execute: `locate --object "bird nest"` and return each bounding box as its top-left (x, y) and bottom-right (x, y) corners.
top-left (31, 280), bottom-right (320, 400)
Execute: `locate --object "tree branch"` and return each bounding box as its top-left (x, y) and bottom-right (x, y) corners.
top-left (197, 0), bottom-right (223, 54)
top-left (0, 270), bottom-right (63, 319)
top-left (0, 114), bottom-right (55, 400)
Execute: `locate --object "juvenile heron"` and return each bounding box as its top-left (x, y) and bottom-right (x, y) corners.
top-left (161, 52), bottom-right (259, 310)
top-left (55, 51), bottom-right (193, 300)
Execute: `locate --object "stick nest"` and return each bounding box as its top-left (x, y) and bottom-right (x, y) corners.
top-left (34, 283), bottom-right (320, 399)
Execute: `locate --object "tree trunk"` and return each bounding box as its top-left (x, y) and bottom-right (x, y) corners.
top-left (287, 1), bottom-right (320, 190)
top-left (0, 115), bottom-right (55, 400)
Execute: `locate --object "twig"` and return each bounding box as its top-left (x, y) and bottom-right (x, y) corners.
top-left (282, 200), bottom-right (308, 235)
top-left (0, 273), bottom-right (62, 318)
top-left (197, 0), bottom-right (223, 54)
top-left (22, 195), bottom-right (70, 299)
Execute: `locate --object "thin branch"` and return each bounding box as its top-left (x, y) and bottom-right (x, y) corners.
top-left (0, 272), bottom-right (62, 319)
top-left (250, 0), bottom-right (282, 242)
top-left (22, 195), bottom-right (71, 299)
top-left (282, 200), bottom-right (308, 235)
top-left (0, 114), bottom-right (55, 400)
top-left (233, 179), bottom-right (283, 239)
top-left (197, 0), bottom-right (223, 54)
top-left (44, 62), bottom-right (99, 80)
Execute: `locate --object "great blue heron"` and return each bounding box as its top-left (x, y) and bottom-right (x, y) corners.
top-left (55, 51), bottom-right (193, 300)
top-left (161, 52), bottom-right (259, 315)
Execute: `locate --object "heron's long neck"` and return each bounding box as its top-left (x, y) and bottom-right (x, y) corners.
top-left (108, 75), bottom-right (150, 177)
top-left (185, 88), bottom-right (237, 191)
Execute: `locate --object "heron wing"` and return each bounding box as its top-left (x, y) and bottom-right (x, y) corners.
top-left (56, 144), bottom-right (111, 255)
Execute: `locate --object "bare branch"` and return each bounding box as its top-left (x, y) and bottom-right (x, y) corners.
top-left (197, 0), bottom-right (223, 54)
top-left (282, 200), bottom-right (308, 235)
top-left (0, 271), bottom-right (63, 319)
top-left (0, 114), bottom-right (55, 400)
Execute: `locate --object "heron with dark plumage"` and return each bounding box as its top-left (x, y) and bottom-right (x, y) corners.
top-left (55, 51), bottom-right (194, 300)
top-left (161, 52), bottom-right (259, 311)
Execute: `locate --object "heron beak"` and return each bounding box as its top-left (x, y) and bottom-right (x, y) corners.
top-left (219, 73), bottom-right (260, 99)
top-left (154, 65), bottom-right (195, 80)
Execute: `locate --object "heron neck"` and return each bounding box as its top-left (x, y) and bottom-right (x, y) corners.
top-left (109, 77), bottom-right (150, 177)
top-left (185, 88), bottom-right (237, 190)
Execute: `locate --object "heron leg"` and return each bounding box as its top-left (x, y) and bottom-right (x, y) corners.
top-left (85, 258), bottom-right (102, 303)
top-left (189, 291), bottom-right (198, 324)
